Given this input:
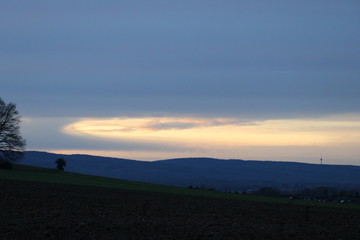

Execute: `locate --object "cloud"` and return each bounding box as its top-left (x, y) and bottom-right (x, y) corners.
top-left (21, 117), bottom-right (196, 152)
top-left (141, 118), bottom-right (254, 131)
top-left (143, 121), bottom-right (201, 131)
top-left (21, 114), bottom-right (360, 164)
top-left (1, 0), bottom-right (359, 119)
top-left (3, 1), bottom-right (360, 165)
top-left (62, 117), bottom-right (257, 136)
top-left (62, 115), bottom-right (360, 149)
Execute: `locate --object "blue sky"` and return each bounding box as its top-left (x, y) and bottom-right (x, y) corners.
top-left (1, 1), bottom-right (360, 164)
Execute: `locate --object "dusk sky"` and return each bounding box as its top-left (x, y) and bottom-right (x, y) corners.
top-left (1, 1), bottom-right (360, 165)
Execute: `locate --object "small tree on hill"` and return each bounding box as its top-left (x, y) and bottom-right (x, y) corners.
top-left (0, 97), bottom-right (26, 168)
top-left (55, 158), bottom-right (66, 171)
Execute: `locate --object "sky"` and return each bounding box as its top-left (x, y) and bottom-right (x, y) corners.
top-left (1, 0), bottom-right (360, 165)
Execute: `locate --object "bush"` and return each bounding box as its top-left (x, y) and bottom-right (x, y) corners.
top-left (55, 158), bottom-right (66, 171)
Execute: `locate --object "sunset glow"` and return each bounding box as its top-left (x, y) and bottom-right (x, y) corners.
top-left (63, 115), bottom-right (360, 150)
top-left (5, 1), bottom-right (359, 165)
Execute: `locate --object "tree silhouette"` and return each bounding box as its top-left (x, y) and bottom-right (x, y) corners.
top-left (0, 97), bottom-right (26, 168)
top-left (55, 158), bottom-right (66, 171)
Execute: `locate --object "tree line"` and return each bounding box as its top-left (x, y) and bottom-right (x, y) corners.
top-left (253, 186), bottom-right (360, 203)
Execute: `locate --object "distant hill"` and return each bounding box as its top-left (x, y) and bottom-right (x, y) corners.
top-left (21, 151), bottom-right (360, 191)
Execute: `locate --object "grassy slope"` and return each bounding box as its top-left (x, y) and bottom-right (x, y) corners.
top-left (1, 164), bottom-right (359, 210)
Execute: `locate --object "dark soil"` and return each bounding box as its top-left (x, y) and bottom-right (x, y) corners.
top-left (1, 179), bottom-right (360, 240)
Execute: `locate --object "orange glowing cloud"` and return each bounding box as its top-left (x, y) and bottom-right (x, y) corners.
top-left (62, 115), bottom-right (360, 149)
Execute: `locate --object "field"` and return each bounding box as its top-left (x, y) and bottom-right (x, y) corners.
top-left (1, 165), bottom-right (360, 239)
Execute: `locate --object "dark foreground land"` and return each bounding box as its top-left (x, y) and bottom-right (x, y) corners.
top-left (1, 179), bottom-right (360, 240)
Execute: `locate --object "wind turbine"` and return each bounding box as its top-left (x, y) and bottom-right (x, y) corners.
top-left (320, 154), bottom-right (323, 165)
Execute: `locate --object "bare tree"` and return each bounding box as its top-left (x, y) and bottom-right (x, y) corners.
top-left (0, 97), bottom-right (26, 167)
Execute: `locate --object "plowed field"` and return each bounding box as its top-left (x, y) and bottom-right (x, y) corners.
top-left (1, 179), bottom-right (360, 239)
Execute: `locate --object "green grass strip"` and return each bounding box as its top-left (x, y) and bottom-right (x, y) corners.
top-left (1, 164), bottom-right (360, 210)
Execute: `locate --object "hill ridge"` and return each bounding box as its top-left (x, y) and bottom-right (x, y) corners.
top-left (21, 151), bottom-right (360, 191)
